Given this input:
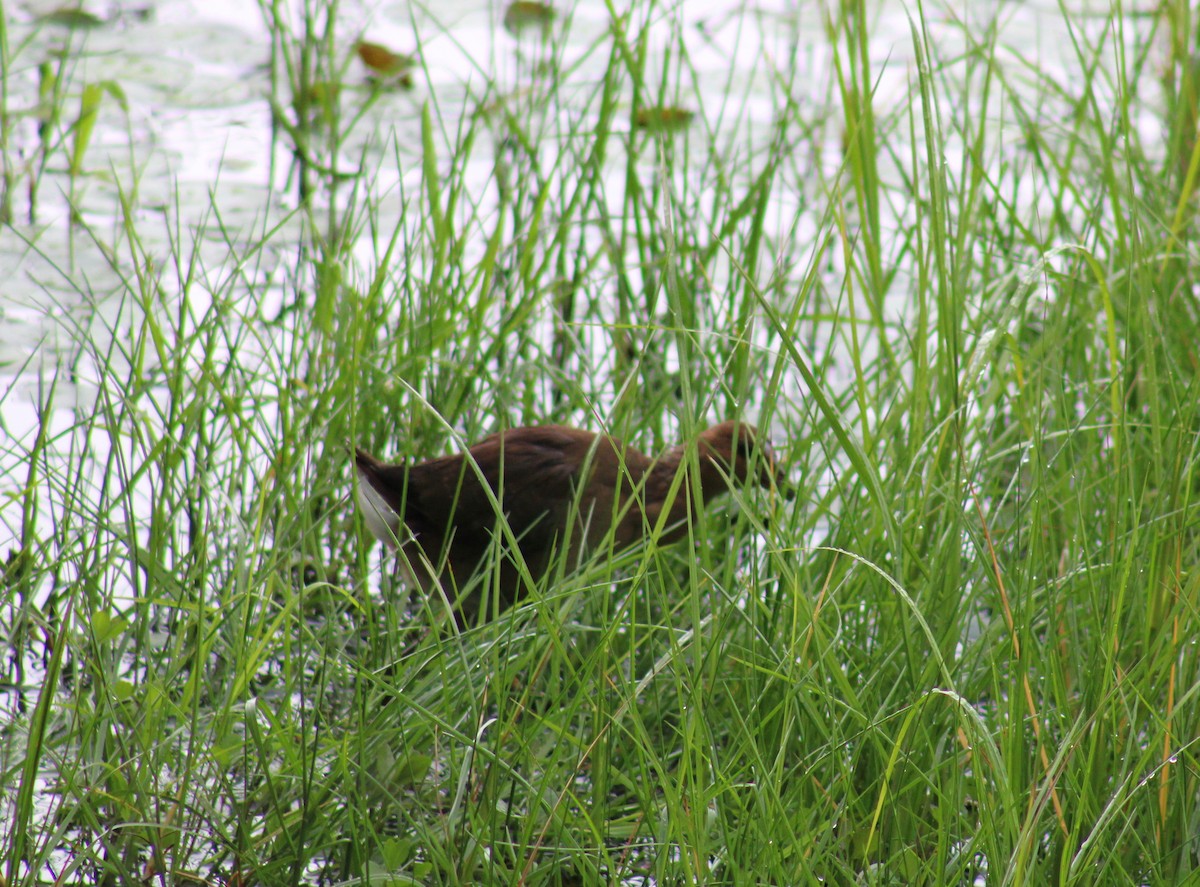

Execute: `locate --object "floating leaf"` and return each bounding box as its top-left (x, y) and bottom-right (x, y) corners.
top-left (633, 105), bottom-right (695, 134)
top-left (356, 40), bottom-right (414, 77)
top-left (503, 1), bottom-right (556, 35)
top-left (39, 7), bottom-right (105, 29)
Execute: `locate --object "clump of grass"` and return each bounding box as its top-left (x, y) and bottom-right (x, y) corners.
top-left (3, 0), bottom-right (1200, 884)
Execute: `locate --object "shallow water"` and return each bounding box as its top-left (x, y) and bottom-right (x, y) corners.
top-left (0, 0), bottom-right (1143, 418)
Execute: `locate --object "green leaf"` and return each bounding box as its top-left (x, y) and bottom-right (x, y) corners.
top-left (69, 83), bottom-right (103, 176)
top-left (90, 609), bottom-right (129, 644)
top-left (393, 752), bottom-right (433, 787)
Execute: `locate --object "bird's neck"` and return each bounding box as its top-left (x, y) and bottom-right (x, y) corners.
top-left (645, 443), bottom-right (726, 512)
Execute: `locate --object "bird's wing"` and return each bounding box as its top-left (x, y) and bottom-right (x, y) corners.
top-left (393, 427), bottom-right (648, 553)
top-left (496, 427), bottom-right (654, 551)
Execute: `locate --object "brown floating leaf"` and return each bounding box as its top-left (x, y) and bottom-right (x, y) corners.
top-left (355, 40), bottom-right (414, 76)
top-left (39, 7), bottom-right (106, 28)
top-left (633, 105), bottom-right (695, 134)
top-left (503, 1), bottom-right (556, 35)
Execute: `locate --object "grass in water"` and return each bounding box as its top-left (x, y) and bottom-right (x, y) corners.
top-left (2, 0), bottom-right (1200, 884)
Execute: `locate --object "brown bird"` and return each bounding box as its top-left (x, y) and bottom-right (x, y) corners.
top-left (355, 420), bottom-right (785, 622)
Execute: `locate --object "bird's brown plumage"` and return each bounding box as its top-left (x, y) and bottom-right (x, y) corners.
top-left (354, 421), bottom-right (783, 622)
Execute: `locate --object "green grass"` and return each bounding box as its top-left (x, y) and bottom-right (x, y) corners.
top-left (3, 0), bottom-right (1200, 883)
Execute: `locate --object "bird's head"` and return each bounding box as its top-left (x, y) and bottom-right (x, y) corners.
top-left (698, 420), bottom-right (791, 495)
